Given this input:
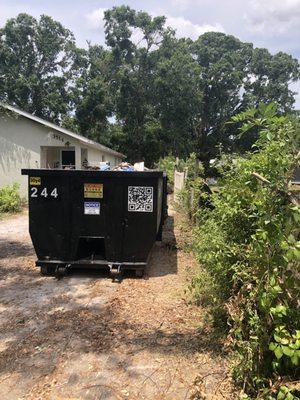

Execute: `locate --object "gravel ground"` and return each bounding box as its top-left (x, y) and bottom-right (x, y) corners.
top-left (0, 208), bottom-right (234, 400)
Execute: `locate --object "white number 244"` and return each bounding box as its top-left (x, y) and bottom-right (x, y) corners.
top-left (30, 187), bottom-right (58, 198)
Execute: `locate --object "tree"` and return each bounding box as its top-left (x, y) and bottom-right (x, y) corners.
top-left (0, 9), bottom-right (299, 167)
top-left (154, 37), bottom-right (202, 158)
top-left (101, 12), bottom-right (300, 166)
top-left (0, 13), bottom-right (78, 123)
top-left (192, 32), bottom-right (252, 165)
top-left (69, 45), bottom-right (113, 144)
top-left (102, 6), bottom-right (169, 164)
top-left (244, 49), bottom-right (299, 112)
top-left (192, 32), bottom-right (299, 166)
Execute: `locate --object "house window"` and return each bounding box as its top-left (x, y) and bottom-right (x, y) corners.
top-left (102, 155), bottom-right (105, 162)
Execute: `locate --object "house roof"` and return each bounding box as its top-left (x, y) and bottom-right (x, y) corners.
top-left (0, 103), bottom-right (125, 158)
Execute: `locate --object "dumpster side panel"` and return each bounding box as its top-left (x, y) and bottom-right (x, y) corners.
top-left (70, 175), bottom-right (124, 262)
top-left (105, 179), bottom-right (125, 261)
top-left (122, 176), bottom-right (160, 262)
top-left (27, 174), bottom-right (72, 260)
top-left (156, 177), bottom-right (163, 232)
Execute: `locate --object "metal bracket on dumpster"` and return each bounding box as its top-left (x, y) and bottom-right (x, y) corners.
top-left (109, 263), bottom-right (122, 282)
top-left (55, 264), bottom-right (70, 279)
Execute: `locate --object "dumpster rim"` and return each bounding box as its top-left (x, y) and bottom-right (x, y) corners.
top-left (21, 169), bottom-right (165, 178)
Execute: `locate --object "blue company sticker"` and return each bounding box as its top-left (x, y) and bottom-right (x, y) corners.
top-left (84, 202), bottom-right (100, 215)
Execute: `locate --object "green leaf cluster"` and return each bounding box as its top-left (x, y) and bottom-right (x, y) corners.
top-left (0, 183), bottom-right (22, 213)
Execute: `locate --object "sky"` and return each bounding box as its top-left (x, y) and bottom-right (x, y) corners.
top-left (1, 0), bottom-right (300, 107)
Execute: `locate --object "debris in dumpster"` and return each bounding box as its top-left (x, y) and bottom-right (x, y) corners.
top-left (113, 162), bottom-right (135, 171)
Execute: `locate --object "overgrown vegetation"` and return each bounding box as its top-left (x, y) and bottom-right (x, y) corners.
top-left (175, 153), bottom-right (209, 220)
top-left (156, 156), bottom-right (176, 190)
top-left (181, 104), bottom-right (300, 399)
top-left (0, 183), bottom-right (22, 214)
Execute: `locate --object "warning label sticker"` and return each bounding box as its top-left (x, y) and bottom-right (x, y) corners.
top-left (30, 177), bottom-right (41, 186)
top-left (84, 183), bottom-right (103, 198)
top-left (84, 202), bottom-right (100, 215)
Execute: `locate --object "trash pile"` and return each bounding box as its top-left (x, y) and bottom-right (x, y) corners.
top-left (84, 161), bottom-right (147, 172)
top-left (113, 162), bottom-right (135, 171)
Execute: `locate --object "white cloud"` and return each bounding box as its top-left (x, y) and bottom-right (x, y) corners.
top-left (85, 8), bottom-right (225, 44)
top-left (85, 8), bottom-right (106, 30)
top-left (170, 0), bottom-right (192, 12)
top-left (245, 0), bottom-right (300, 36)
top-left (166, 15), bottom-right (225, 40)
top-left (131, 27), bottom-right (147, 47)
top-left (0, 4), bottom-right (35, 25)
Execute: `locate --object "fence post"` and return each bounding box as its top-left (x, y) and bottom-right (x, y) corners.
top-left (174, 170), bottom-right (186, 202)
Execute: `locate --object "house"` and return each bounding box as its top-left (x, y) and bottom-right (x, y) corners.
top-left (0, 103), bottom-right (125, 196)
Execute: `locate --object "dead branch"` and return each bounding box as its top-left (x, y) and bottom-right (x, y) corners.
top-left (251, 172), bottom-right (271, 185)
top-left (251, 172), bottom-right (299, 206)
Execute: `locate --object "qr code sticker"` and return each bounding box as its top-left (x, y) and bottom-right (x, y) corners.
top-left (128, 186), bottom-right (153, 212)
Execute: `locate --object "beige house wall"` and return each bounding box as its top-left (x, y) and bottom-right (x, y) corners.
top-left (0, 113), bottom-right (123, 197)
top-left (87, 147), bottom-right (121, 168)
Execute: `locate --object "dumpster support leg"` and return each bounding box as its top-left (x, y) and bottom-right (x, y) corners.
top-left (109, 264), bottom-right (122, 282)
top-left (55, 264), bottom-right (69, 279)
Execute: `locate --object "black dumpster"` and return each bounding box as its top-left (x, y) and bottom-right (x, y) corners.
top-left (21, 169), bottom-right (167, 277)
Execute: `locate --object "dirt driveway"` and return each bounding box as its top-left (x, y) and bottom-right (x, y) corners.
top-left (0, 209), bottom-right (233, 400)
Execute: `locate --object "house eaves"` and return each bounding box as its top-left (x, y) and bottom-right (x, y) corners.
top-left (0, 103), bottom-right (125, 159)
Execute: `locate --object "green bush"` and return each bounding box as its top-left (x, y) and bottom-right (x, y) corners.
top-left (157, 153), bottom-right (205, 196)
top-left (156, 155), bottom-right (176, 191)
top-left (176, 153), bottom-right (210, 220)
top-left (0, 183), bottom-right (22, 213)
top-left (188, 104), bottom-right (300, 399)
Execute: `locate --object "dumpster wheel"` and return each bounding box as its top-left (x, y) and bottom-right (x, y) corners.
top-left (135, 269), bottom-right (144, 278)
top-left (41, 265), bottom-right (55, 276)
top-left (109, 264), bottom-right (122, 282)
top-left (55, 265), bottom-right (68, 279)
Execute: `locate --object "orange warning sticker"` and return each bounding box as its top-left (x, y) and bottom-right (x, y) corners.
top-left (84, 183), bottom-right (103, 198)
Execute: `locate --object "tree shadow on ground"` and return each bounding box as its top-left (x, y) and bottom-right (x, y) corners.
top-left (0, 239), bottom-right (33, 259)
top-left (0, 301), bottom-right (225, 387)
top-left (146, 215), bottom-right (178, 278)
top-left (0, 213), bottom-right (227, 399)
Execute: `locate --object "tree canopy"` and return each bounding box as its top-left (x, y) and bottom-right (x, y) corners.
top-left (0, 13), bottom-right (81, 123)
top-left (0, 7), bottom-right (299, 166)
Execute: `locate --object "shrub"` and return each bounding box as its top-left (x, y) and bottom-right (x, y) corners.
top-left (156, 155), bottom-right (176, 192)
top-left (189, 104), bottom-right (300, 398)
top-left (176, 153), bottom-right (212, 220)
top-left (0, 183), bottom-right (22, 213)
